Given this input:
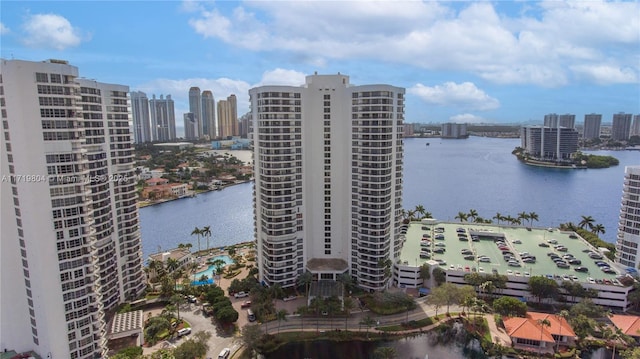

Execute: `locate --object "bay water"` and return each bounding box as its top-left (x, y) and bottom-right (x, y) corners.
top-left (140, 137), bottom-right (639, 259)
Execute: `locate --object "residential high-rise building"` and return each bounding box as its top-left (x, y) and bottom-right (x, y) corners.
top-left (1, 59), bottom-right (144, 359)
top-left (583, 113), bottom-right (602, 140)
top-left (441, 123), bottom-right (468, 138)
top-left (249, 73), bottom-right (405, 291)
top-left (615, 166), bottom-right (640, 269)
top-left (188, 87), bottom-right (203, 138)
top-left (238, 112), bottom-right (250, 139)
top-left (612, 112), bottom-right (632, 141)
top-left (630, 114), bottom-right (640, 137)
top-left (149, 94), bottom-right (175, 141)
top-left (130, 91), bottom-right (151, 143)
top-left (184, 112), bottom-right (197, 140)
top-left (543, 113), bottom-right (558, 127)
top-left (202, 90), bottom-right (216, 139)
top-left (521, 126), bottom-right (579, 160)
top-left (558, 114), bottom-right (575, 129)
top-left (217, 94), bottom-right (238, 139)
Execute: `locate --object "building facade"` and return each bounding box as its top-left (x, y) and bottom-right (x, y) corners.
top-left (612, 113), bottom-right (633, 141)
top-left (202, 90), bottom-right (216, 139)
top-left (130, 91), bottom-right (151, 143)
top-left (188, 87), bottom-right (203, 139)
top-left (631, 114), bottom-right (640, 137)
top-left (149, 94), bottom-right (175, 141)
top-left (583, 113), bottom-right (602, 140)
top-left (544, 113), bottom-right (575, 129)
top-left (616, 166), bottom-right (640, 269)
top-left (183, 112), bottom-right (197, 140)
top-left (0, 59), bottom-right (144, 359)
top-left (249, 74), bottom-right (405, 291)
top-left (521, 126), bottom-right (579, 160)
top-left (217, 94), bottom-right (238, 139)
top-left (441, 123), bottom-right (468, 138)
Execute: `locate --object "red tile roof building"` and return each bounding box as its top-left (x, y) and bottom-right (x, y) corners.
top-left (504, 312), bottom-right (576, 354)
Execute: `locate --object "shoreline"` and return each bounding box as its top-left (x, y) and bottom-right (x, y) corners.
top-left (138, 179), bottom-right (254, 209)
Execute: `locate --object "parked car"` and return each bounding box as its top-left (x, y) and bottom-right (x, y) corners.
top-left (177, 328), bottom-right (191, 337)
top-left (574, 266), bottom-right (589, 272)
top-left (283, 295), bottom-right (297, 302)
top-left (234, 291), bottom-right (249, 299)
top-left (218, 348), bottom-right (231, 359)
top-left (241, 301), bottom-right (252, 308)
top-left (538, 243), bottom-right (550, 247)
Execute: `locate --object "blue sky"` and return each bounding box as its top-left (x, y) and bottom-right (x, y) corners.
top-left (1, 0), bottom-right (639, 130)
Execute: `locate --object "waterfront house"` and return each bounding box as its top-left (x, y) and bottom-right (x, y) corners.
top-left (147, 248), bottom-right (193, 281)
top-left (609, 314), bottom-right (640, 343)
top-left (504, 312), bottom-right (576, 354)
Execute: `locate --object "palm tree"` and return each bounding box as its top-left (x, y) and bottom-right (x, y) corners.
top-left (537, 318), bottom-right (551, 356)
top-left (455, 211), bottom-right (468, 222)
top-left (309, 297), bottom-right (324, 333)
top-left (423, 211), bottom-right (433, 219)
top-left (202, 225), bottom-right (212, 252)
top-left (579, 215), bottom-right (595, 230)
top-left (297, 272), bottom-right (313, 297)
top-left (407, 209), bottom-right (416, 221)
top-left (415, 204), bottom-right (426, 219)
top-left (276, 309), bottom-right (288, 334)
top-left (592, 223), bottom-right (605, 236)
top-left (343, 297), bottom-right (355, 331)
top-left (528, 211), bottom-right (539, 227)
top-left (191, 226), bottom-right (202, 254)
top-left (555, 310), bottom-right (569, 352)
top-left (468, 209), bottom-right (478, 221)
top-left (518, 211), bottom-right (529, 226)
top-left (360, 315), bottom-right (376, 339)
top-left (493, 212), bottom-right (503, 224)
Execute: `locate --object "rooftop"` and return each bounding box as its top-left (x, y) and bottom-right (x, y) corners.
top-left (307, 258), bottom-right (348, 272)
top-left (399, 221), bottom-right (623, 285)
top-left (148, 247), bottom-right (191, 262)
top-left (110, 310), bottom-right (144, 335)
top-left (609, 314), bottom-right (640, 338)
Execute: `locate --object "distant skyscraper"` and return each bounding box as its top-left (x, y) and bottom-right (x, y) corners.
top-left (521, 126), bottom-right (579, 160)
top-left (201, 90), bottom-right (216, 139)
top-left (149, 94), bottom-right (176, 141)
top-left (217, 94), bottom-right (238, 138)
top-left (1, 59), bottom-right (144, 359)
top-left (238, 112), bottom-right (250, 138)
top-left (184, 112), bottom-right (197, 140)
top-left (583, 113), bottom-right (602, 140)
top-left (612, 113), bottom-right (633, 141)
top-left (615, 166), bottom-right (640, 269)
top-left (131, 91), bottom-right (151, 143)
top-left (544, 113), bottom-right (559, 127)
top-left (441, 123), bottom-right (468, 138)
top-left (188, 87), bottom-right (203, 138)
top-left (631, 114), bottom-right (640, 137)
top-left (250, 73), bottom-right (405, 291)
top-left (558, 114), bottom-right (575, 128)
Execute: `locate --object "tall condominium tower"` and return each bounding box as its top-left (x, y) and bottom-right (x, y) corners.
top-left (521, 126), bottom-right (579, 160)
top-left (188, 87), bottom-right (203, 138)
top-left (543, 113), bottom-right (558, 127)
top-left (1, 59), bottom-right (144, 359)
top-left (217, 94), bottom-right (238, 139)
top-left (630, 114), bottom-right (640, 137)
top-left (238, 112), bottom-right (250, 139)
top-left (558, 114), bottom-right (575, 128)
top-left (583, 113), bottom-right (602, 140)
top-left (202, 90), bottom-right (216, 139)
top-left (149, 94), bottom-right (176, 141)
top-left (249, 74), bottom-right (405, 291)
top-left (612, 112), bottom-right (632, 141)
top-left (615, 166), bottom-right (640, 269)
top-left (184, 112), bottom-right (197, 140)
top-left (130, 91), bottom-right (151, 143)
top-left (441, 123), bottom-right (468, 138)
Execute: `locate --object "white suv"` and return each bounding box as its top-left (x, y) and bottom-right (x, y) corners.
top-left (234, 291), bottom-right (248, 298)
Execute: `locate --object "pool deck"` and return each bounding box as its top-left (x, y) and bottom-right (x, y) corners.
top-left (400, 221), bottom-right (621, 284)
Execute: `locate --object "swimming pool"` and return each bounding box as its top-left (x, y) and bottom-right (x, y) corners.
top-left (191, 255), bottom-right (234, 285)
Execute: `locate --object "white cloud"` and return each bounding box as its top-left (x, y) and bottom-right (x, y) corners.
top-left (22, 14), bottom-right (84, 50)
top-left (0, 22), bottom-right (9, 35)
top-left (255, 69), bottom-right (306, 87)
top-left (449, 113), bottom-right (486, 124)
top-left (570, 64), bottom-right (638, 85)
top-left (408, 82), bottom-right (500, 111)
top-left (187, 1), bottom-right (640, 86)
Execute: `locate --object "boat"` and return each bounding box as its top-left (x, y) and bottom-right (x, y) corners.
top-left (426, 142), bottom-right (430, 146)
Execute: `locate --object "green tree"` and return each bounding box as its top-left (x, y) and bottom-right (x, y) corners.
top-left (202, 225), bottom-right (212, 252)
top-left (173, 331), bottom-right (211, 359)
top-left (419, 263), bottom-right (431, 287)
top-left (555, 310), bottom-right (569, 352)
top-left (528, 211), bottom-right (539, 227)
top-left (432, 267), bottom-right (446, 286)
top-left (309, 297), bottom-right (325, 333)
top-left (455, 211), bottom-right (468, 222)
top-left (215, 305), bottom-right (239, 325)
top-left (493, 212), bottom-right (503, 224)
top-left (492, 296), bottom-right (527, 317)
top-left (170, 294), bottom-right (185, 321)
top-left (592, 223), bottom-right (606, 236)
top-left (241, 324), bottom-right (264, 356)
top-left (468, 209), bottom-right (478, 221)
top-left (296, 305), bottom-right (309, 332)
top-left (337, 272), bottom-right (355, 294)
top-left (297, 271), bottom-right (313, 297)
top-left (528, 276), bottom-right (559, 304)
top-left (373, 346), bottom-right (397, 359)
top-left (144, 316), bottom-right (171, 345)
top-left (579, 215), bottom-right (595, 230)
top-left (360, 315), bottom-right (376, 339)
top-left (114, 346), bottom-right (143, 359)
top-left (415, 204), bottom-right (426, 219)
top-left (275, 309), bottom-right (288, 333)
top-left (343, 297), bottom-right (356, 331)
top-left (191, 226), bottom-right (202, 254)
top-left (537, 318), bottom-right (551, 356)
top-left (517, 211), bottom-right (529, 226)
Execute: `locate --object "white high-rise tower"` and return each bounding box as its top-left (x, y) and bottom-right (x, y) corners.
top-left (615, 166), bottom-right (640, 269)
top-left (249, 74), bottom-right (405, 291)
top-left (0, 59), bottom-right (144, 358)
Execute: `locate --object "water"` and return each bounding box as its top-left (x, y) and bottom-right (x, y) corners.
top-left (264, 336), bottom-right (466, 359)
top-left (193, 255), bottom-right (234, 279)
top-left (140, 137), bottom-right (639, 259)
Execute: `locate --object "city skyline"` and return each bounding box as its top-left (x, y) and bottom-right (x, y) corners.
top-left (1, 1), bottom-right (638, 126)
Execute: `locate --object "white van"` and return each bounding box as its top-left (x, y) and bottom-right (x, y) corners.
top-left (247, 309), bottom-right (256, 322)
top-left (218, 348), bottom-right (231, 359)
top-left (177, 327), bottom-right (191, 337)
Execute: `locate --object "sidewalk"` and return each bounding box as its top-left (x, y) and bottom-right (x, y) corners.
top-left (485, 314), bottom-right (512, 347)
